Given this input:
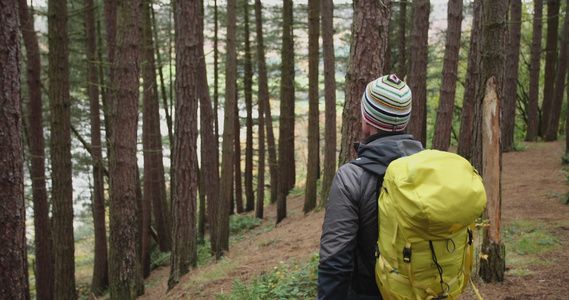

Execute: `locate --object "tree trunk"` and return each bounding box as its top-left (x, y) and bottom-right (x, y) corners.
top-left (276, 0), bottom-right (296, 224)
top-left (304, 0), bottom-right (320, 213)
top-left (255, 0), bottom-right (270, 219)
top-left (432, 0), bottom-right (463, 151)
top-left (143, 0), bottom-right (171, 256)
top-left (140, 0), bottom-right (153, 278)
top-left (0, 5), bottom-right (31, 297)
top-left (198, 20), bottom-right (219, 255)
top-left (103, 0), bottom-right (117, 142)
top-left (406, 0), bottom-right (430, 147)
top-left (458, 0), bottom-right (483, 160)
top-left (339, 0), bottom-right (391, 165)
top-left (218, 0), bottom-right (238, 255)
top-left (478, 0), bottom-right (508, 283)
top-left (18, 0), bottom-right (54, 298)
top-left (319, 0), bottom-right (337, 208)
top-left (84, 0), bottom-right (109, 293)
top-left (502, 0), bottom-right (522, 151)
top-left (169, 0), bottom-right (200, 286)
top-left (545, 1), bottom-right (569, 141)
top-left (480, 76), bottom-right (506, 282)
top-left (397, 0), bottom-right (407, 80)
top-left (525, 0), bottom-right (543, 142)
top-left (214, 0), bottom-right (220, 147)
top-left (540, 0), bottom-right (560, 137)
top-left (244, 0), bottom-right (254, 213)
top-left (234, 99), bottom-right (244, 214)
top-left (48, 0), bottom-right (77, 295)
top-left (108, 0), bottom-right (143, 294)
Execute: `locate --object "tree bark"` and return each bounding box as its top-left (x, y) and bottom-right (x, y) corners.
top-left (319, 0), bottom-right (337, 208)
top-left (103, 0), bottom-right (117, 142)
top-left (18, 0), bottom-right (54, 298)
top-left (276, 0), bottom-right (296, 224)
top-left (406, 0), bottom-right (430, 147)
top-left (244, 0), bottom-right (255, 213)
top-left (143, 0), bottom-right (171, 257)
top-left (397, 0), bottom-right (407, 80)
top-left (218, 0), bottom-right (238, 255)
top-left (432, 0), bottom-right (463, 151)
top-left (540, 0), bottom-right (560, 137)
top-left (478, 0), bottom-right (507, 283)
top-left (545, 1), bottom-right (569, 141)
top-left (255, 0), bottom-right (270, 219)
top-left (234, 100), bottom-right (244, 214)
top-left (502, 0), bottom-right (522, 151)
top-left (304, 0), bottom-right (320, 213)
top-left (338, 0), bottom-right (391, 165)
top-left (48, 0), bottom-right (76, 295)
top-left (458, 0), bottom-right (483, 160)
top-left (168, 0), bottom-right (201, 288)
top-left (108, 0), bottom-right (143, 294)
top-left (525, 0), bottom-right (543, 142)
top-left (84, 0), bottom-right (109, 293)
top-left (479, 78), bottom-right (506, 282)
top-left (198, 23), bottom-right (219, 256)
top-left (0, 4), bottom-right (31, 297)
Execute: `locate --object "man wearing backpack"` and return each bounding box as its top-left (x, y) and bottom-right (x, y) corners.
top-left (317, 75), bottom-right (424, 300)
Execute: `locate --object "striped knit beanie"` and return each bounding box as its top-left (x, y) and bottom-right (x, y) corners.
top-left (361, 74), bottom-right (412, 132)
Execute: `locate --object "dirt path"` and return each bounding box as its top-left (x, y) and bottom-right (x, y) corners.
top-left (139, 141), bottom-right (569, 300)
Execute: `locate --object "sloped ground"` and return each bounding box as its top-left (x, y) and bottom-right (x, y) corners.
top-left (139, 141), bottom-right (569, 300)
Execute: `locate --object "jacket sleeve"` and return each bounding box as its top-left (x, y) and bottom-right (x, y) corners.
top-left (317, 164), bottom-right (364, 300)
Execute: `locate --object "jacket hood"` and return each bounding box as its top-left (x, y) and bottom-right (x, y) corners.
top-left (351, 133), bottom-right (424, 176)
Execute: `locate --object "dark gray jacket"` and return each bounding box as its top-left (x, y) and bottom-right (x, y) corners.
top-left (317, 132), bottom-right (423, 300)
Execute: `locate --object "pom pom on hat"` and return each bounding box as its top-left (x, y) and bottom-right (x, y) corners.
top-left (361, 74), bottom-right (412, 132)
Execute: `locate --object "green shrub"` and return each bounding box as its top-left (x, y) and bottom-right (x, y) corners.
top-left (216, 253), bottom-right (319, 300)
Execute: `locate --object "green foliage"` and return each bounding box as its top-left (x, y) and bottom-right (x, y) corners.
top-left (215, 253), bottom-right (319, 300)
top-left (229, 214), bottom-right (262, 234)
top-left (503, 222), bottom-right (563, 255)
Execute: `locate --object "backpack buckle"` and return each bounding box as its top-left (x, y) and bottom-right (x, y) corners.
top-left (403, 247), bottom-right (412, 263)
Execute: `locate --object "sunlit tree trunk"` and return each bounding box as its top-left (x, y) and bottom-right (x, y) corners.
top-left (0, 4), bottom-right (31, 297)
top-left (433, 0), bottom-right (463, 151)
top-left (18, 0), bottom-right (54, 298)
top-left (502, 0), bottom-right (522, 151)
top-left (406, 0), bottom-right (430, 147)
top-left (338, 0), bottom-right (391, 164)
top-left (48, 0), bottom-right (76, 294)
top-left (526, 0), bottom-right (543, 142)
top-left (108, 0), bottom-right (143, 294)
top-left (319, 0), bottom-right (337, 208)
top-left (458, 0), bottom-right (482, 160)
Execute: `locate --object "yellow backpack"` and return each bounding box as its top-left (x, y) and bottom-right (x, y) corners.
top-left (375, 150), bottom-right (487, 300)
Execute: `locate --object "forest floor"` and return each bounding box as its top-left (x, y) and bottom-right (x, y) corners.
top-left (135, 140), bottom-right (569, 300)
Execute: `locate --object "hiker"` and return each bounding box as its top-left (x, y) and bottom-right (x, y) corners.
top-left (317, 74), bottom-right (424, 300)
